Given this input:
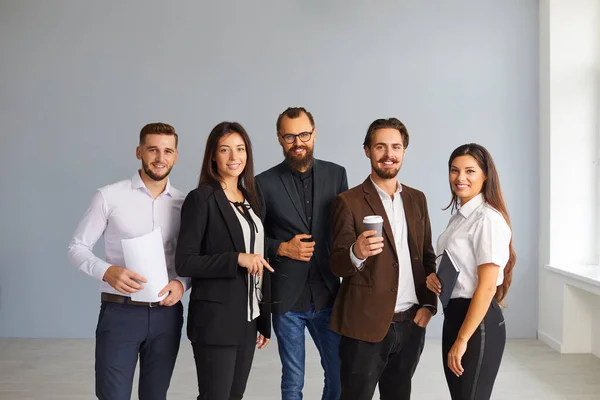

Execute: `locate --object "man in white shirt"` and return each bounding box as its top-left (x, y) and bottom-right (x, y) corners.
top-left (329, 118), bottom-right (437, 400)
top-left (67, 122), bottom-right (190, 400)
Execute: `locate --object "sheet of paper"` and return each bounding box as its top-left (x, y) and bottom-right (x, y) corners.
top-left (121, 228), bottom-right (169, 302)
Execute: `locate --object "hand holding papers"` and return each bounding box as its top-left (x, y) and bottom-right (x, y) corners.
top-left (121, 228), bottom-right (169, 302)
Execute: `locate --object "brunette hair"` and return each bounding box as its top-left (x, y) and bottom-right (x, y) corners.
top-left (445, 143), bottom-right (516, 304)
top-left (276, 107), bottom-right (315, 133)
top-left (198, 122), bottom-right (260, 214)
top-left (139, 122), bottom-right (178, 147)
top-left (363, 118), bottom-right (409, 149)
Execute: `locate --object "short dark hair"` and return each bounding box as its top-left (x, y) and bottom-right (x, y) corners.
top-left (363, 118), bottom-right (409, 149)
top-left (276, 107), bottom-right (315, 133)
top-left (139, 123), bottom-right (178, 147)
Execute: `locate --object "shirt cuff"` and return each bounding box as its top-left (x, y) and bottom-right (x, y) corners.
top-left (349, 243), bottom-right (367, 270)
top-left (175, 276), bottom-right (191, 292)
top-left (92, 261), bottom-right (112, 282)
top-left (421, 304), bottom-right (436, 313)
top-left (270, 239), bottom-right (284, 261)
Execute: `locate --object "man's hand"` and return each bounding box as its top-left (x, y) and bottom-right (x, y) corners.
top-left (277, 234), bottom-right (315, 262)
top-left (103, 266), bottom-right (147, 295)
top-left (158, 280), bottom-right (184, 306)
top-left (413, 307), bottom-right (433, 328)
top-left (256, 334), bottom-right (270, 350)
top-left (353, 230), bottom-right (384, 260)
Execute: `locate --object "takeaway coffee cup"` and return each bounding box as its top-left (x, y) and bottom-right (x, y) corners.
top-left (363, 215), bottom-right (383, 237)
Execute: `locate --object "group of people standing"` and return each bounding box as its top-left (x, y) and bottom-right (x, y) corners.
top-left (68, 106), bottom-right (516, 400)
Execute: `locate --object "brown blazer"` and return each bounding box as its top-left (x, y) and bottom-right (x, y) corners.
top-left (330, 178), bottom-right (437, 343)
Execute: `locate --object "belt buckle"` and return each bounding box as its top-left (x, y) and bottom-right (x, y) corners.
top-left (149, 302), bottom-right (157, 308)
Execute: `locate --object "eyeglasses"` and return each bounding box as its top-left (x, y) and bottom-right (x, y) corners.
top-left (253, 275), bottom-right (263, 302)
top-left (278, 129), bottom-right (314, 144)
top-left (251, 271), bottom-right (288, 305)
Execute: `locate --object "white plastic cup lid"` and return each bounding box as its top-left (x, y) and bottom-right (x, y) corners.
top-left (363, 215), bottom-right (383, 223)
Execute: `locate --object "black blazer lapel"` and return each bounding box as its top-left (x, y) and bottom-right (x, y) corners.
top-left (362, 178), bottom-right (398, 258)
top-left (311, 160), bottom-right (325, 233)
top-left (213, 187), bottom-right (247, 254)
top-left (279, 165), bottom-right (310, 231)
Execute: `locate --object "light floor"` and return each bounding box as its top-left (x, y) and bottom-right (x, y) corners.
top-left (1, 338), bottom-right (599, 399)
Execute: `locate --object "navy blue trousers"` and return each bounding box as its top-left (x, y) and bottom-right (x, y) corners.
top-left (95, 300), bottom-right (183, 400)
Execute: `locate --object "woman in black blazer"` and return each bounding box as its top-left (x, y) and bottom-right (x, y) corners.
top-left (175, 121), bottom-right (273, 400)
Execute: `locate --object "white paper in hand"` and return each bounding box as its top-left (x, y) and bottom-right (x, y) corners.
top-left (121, 228), bottom-right (169, 302)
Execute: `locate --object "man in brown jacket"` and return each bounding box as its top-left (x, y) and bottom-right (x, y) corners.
top-left (330, 118), bottom-right (437, 400)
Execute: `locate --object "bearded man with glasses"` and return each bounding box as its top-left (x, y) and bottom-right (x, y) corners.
top-left (256, 107), bottom-right (348, 400)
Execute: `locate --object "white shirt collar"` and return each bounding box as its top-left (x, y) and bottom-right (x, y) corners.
top-left (458, 193), bottom-right (485, 218)
top-left (131, 170), bottom-right (172, 197)
top-left (370, 176), bottom-right (402, 201)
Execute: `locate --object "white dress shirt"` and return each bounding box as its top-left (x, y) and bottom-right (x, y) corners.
top-left (67, 171), bottom-right (190, 296)
top-left (230, 202), bottom-right (265, 321)
top-left (436, 193), bottom-right (511, 299)
top-left (351, 178), bottom-right (418, 312)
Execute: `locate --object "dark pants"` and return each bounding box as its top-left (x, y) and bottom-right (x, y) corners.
top-left (272, 305), bottom-right (341, 400)
top-left (442, 298), bottom-right (506, 400)
top-left (192, 319), bottom-right (258, 400)
top-left (95, 300), bottom-right (183, 400)
top-left (339, 320), bottom-right (426, 400)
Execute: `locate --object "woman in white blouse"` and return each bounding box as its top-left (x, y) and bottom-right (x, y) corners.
top-left (426, 143), bottom-right (516, 400)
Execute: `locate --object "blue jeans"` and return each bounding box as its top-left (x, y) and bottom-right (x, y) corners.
top-left (272, 305), bottom-right (341, 400)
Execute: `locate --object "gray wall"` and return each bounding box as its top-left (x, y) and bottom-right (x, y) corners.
top-left (0, 0), bottom-right (539, 338)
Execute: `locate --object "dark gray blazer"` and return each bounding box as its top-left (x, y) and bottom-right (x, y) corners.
top-left (256, 159), bottom-right (348, 315)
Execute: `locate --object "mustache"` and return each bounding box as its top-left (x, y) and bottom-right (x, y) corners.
top-left (377, 157), bottom-right (399, 163)
top-left (288, 145), bottom-right (309, 153)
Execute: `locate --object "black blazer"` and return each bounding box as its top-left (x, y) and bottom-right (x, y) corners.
top-left (256, 159), bottom-right (348, 315)
top-left (175, 182), bottom-right (271, 346)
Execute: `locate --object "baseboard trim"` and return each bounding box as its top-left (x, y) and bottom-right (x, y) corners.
top-left (538, 330), bottom-right (561, 352)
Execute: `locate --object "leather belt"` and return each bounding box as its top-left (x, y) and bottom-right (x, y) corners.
top-left (101, 292), bottom-right (161, 307)
top-left (391, 304), bottom-right (419, 323)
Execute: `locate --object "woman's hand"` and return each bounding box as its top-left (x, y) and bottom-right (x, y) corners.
top-left (447, 338), bottom-right (468, 376)
top-left (238, 253), bottom-right (274, 276)
top-left (426, 273), bottom-right (442, 295)
top-left (256, 334), bottom-right (270, 350)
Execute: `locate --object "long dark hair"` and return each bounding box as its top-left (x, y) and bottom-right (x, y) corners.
top-left (198, 122), bottom-right (260, 215)
top-left (445, 143), bottom-right (516, 304)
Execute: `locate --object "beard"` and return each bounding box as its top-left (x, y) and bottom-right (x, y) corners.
top-left (142, 159), bottom-right (173, 181)
top-left (284, 145), bottom-right (314, 171)
top-left (372, 157), bottom-right (401, 179)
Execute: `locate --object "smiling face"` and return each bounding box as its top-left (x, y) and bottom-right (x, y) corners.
top-left (136, 133), bottom-right (178, 182)
top-left (214, 132), bottom-right (247, 181)
top-left (449, 155), bottom-right (487, 205)
top-left (364, 128), bottom-right (406, 180)
top-left (278, 112), bottom-right (315, 172)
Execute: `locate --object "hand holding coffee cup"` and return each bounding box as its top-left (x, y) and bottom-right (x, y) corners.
top-left (353, 215), bottom-right (385, 259)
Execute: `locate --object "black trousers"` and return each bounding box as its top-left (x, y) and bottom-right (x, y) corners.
top-left (192, 319), bottom-right (258, 400)
top-left (339, 320), bottom-right (426, 400)
top-left (95, 301), bottom-right (183, 400)
top-left (442, 298), bottom-right (506, 400)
